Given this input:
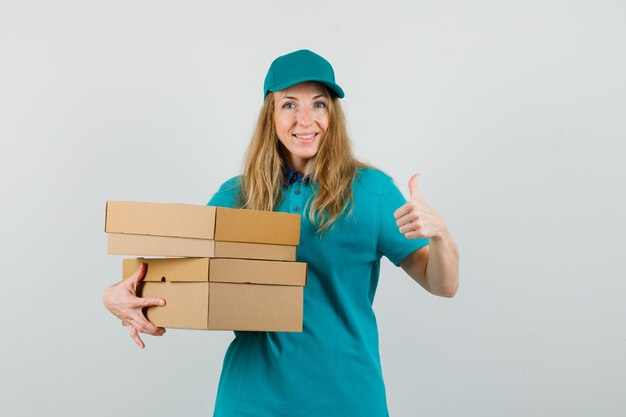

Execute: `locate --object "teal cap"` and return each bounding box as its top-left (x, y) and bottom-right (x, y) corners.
top-left (263, 49), bottom-right (345, 99)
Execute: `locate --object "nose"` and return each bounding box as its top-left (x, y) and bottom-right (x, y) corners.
top-left (297, 107), bottom-right (313, 127)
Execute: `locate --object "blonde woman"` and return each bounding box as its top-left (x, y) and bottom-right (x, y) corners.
top-left (103, 49), bottom-right (459, 417)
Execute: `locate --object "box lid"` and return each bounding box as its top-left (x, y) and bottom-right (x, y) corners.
top-left (105, 201), bottom-right (300, 245)
top-left (209, 258), bottom-right (307, 286)
top-left (123, 258), bottom-right (307, 287)
top-left (123, 258), bottom-right (210, 283)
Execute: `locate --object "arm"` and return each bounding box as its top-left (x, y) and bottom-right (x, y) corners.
top-left (399, 230), bottom-right (459, 297)
top-left (394, 173), bottom-right (460, 297)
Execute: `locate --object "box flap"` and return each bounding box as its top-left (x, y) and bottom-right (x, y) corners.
top-left (208, 258), bottom-right (307, 286)
top-left (108, 233), bottom-right (297, 261)
top-left (109, 233), bottom-right (217, 257)
top-left (213, 241), bottom-right (296, 262)
top-left (123, 258), bottom-right (210, 282)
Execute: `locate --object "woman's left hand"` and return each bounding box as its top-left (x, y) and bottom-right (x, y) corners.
top-left (394, 173), bottom-right (447, 239)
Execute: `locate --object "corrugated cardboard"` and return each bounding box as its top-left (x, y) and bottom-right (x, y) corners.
top-left (105, 201), bottom-right (300, 245)
top-left (107, 233), bottom-right (296, 261)
top-left (123, 257), bottom-right (307, 332)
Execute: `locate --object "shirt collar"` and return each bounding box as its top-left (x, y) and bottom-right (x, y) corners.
top-left (282, 165), bottom-right (309, 185)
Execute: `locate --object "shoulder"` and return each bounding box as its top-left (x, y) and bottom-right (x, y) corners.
top-left (215, 176), bottom-right (242, 193)
top-left (207, 175), bottom-right (242, 208)
top-left (354, 167), bottom-right (395, 196)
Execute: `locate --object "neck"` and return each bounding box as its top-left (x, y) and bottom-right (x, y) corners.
top-left (282, 154), bottom-right (314, 176)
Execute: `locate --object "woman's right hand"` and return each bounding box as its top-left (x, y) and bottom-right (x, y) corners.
top-left (102, 262), bottom-right (166, 349)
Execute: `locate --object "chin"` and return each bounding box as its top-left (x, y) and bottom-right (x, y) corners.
top-left (295, 150), bottom-right (319, 160)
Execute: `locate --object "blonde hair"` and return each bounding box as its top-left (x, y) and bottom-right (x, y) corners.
top-left (240, 84), bottom-right (368, 234)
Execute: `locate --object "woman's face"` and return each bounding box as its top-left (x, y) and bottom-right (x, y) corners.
top-left (273, 82), bottom-right (330, 174)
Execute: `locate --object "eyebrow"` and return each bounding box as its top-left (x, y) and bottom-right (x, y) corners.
top-left (279, 94), bottom-right (326, 101)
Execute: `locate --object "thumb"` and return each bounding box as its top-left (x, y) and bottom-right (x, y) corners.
top-left (128, 262), bottom-right (147, 284)
top-left (409, 173), bottom-right (421, 200)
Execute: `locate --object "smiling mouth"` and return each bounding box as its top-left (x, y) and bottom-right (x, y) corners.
top-left (293, 133), bottom-right (318, 143)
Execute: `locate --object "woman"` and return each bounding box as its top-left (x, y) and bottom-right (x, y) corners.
top-left (103, 49), bottom-right (459, 417)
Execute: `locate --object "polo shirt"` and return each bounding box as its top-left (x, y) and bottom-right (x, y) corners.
top-left (207, 167), bottom-right (429, 417)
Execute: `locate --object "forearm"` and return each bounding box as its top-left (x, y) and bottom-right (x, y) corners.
top-left (425, 229), bottom-right (460, 297)
top-left (394, 173), bottom-right (460, 297)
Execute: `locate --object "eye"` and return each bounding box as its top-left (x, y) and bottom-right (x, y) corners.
top-left (314, 101), bottom-right (327, 109)
top-left (282, 102), bottom-right (295, 110)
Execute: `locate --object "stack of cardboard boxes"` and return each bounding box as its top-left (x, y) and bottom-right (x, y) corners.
top-left (105, 201), bottom-right (307, 332)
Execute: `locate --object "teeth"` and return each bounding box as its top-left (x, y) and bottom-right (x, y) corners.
top-left (295, 133), bottom-right (315, 139)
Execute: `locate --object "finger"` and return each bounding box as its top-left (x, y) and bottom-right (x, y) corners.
top-left (399, 221), bottom-right (422, 235)
top-left (396, 212), bottom-right (418, 228)
top-left (393, 202), bottom-right (413, 220)
top-left (129, 312), bottom-right (166, 336)
top-left (130, 297), bottom-right (166, 309)
top-left (139, 318), bottom-right (165, 336)
top-left (128, 325), bottom-right (145, 349)
top-left (136, 322), bottom-right (166, 336)
top-left (404, 230), bottom-right (427, 239)
top-left (409, 173), bottom-right (421, 200)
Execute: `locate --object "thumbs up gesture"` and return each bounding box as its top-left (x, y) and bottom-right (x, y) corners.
top-left (394, 173), bottom-right (447, 240)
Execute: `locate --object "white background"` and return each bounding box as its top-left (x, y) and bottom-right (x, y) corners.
top-left (1, 1), bottom-right (624, 416)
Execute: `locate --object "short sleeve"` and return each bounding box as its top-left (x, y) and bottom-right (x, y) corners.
top-left (207, 176), bottom-right (242, 208)
top-left (377, 176), bottom-right (429, 266)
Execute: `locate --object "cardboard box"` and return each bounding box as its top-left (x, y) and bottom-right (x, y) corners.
top-left (108, 233), bottom-right (296, 261)
top-left (105, 201), bottom-right (300, 245)
top-left (123, 257), bottom-right (307, 332)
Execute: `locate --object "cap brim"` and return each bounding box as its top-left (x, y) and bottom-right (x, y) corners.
top-left (266, 77), bottom-right (345, 98)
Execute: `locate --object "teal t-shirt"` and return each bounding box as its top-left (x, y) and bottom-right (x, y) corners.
top-left (208, 168), bottom-right (428, 417)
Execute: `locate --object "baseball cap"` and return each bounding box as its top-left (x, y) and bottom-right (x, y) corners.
top-left (263, 49), bottom-right (345, 99)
